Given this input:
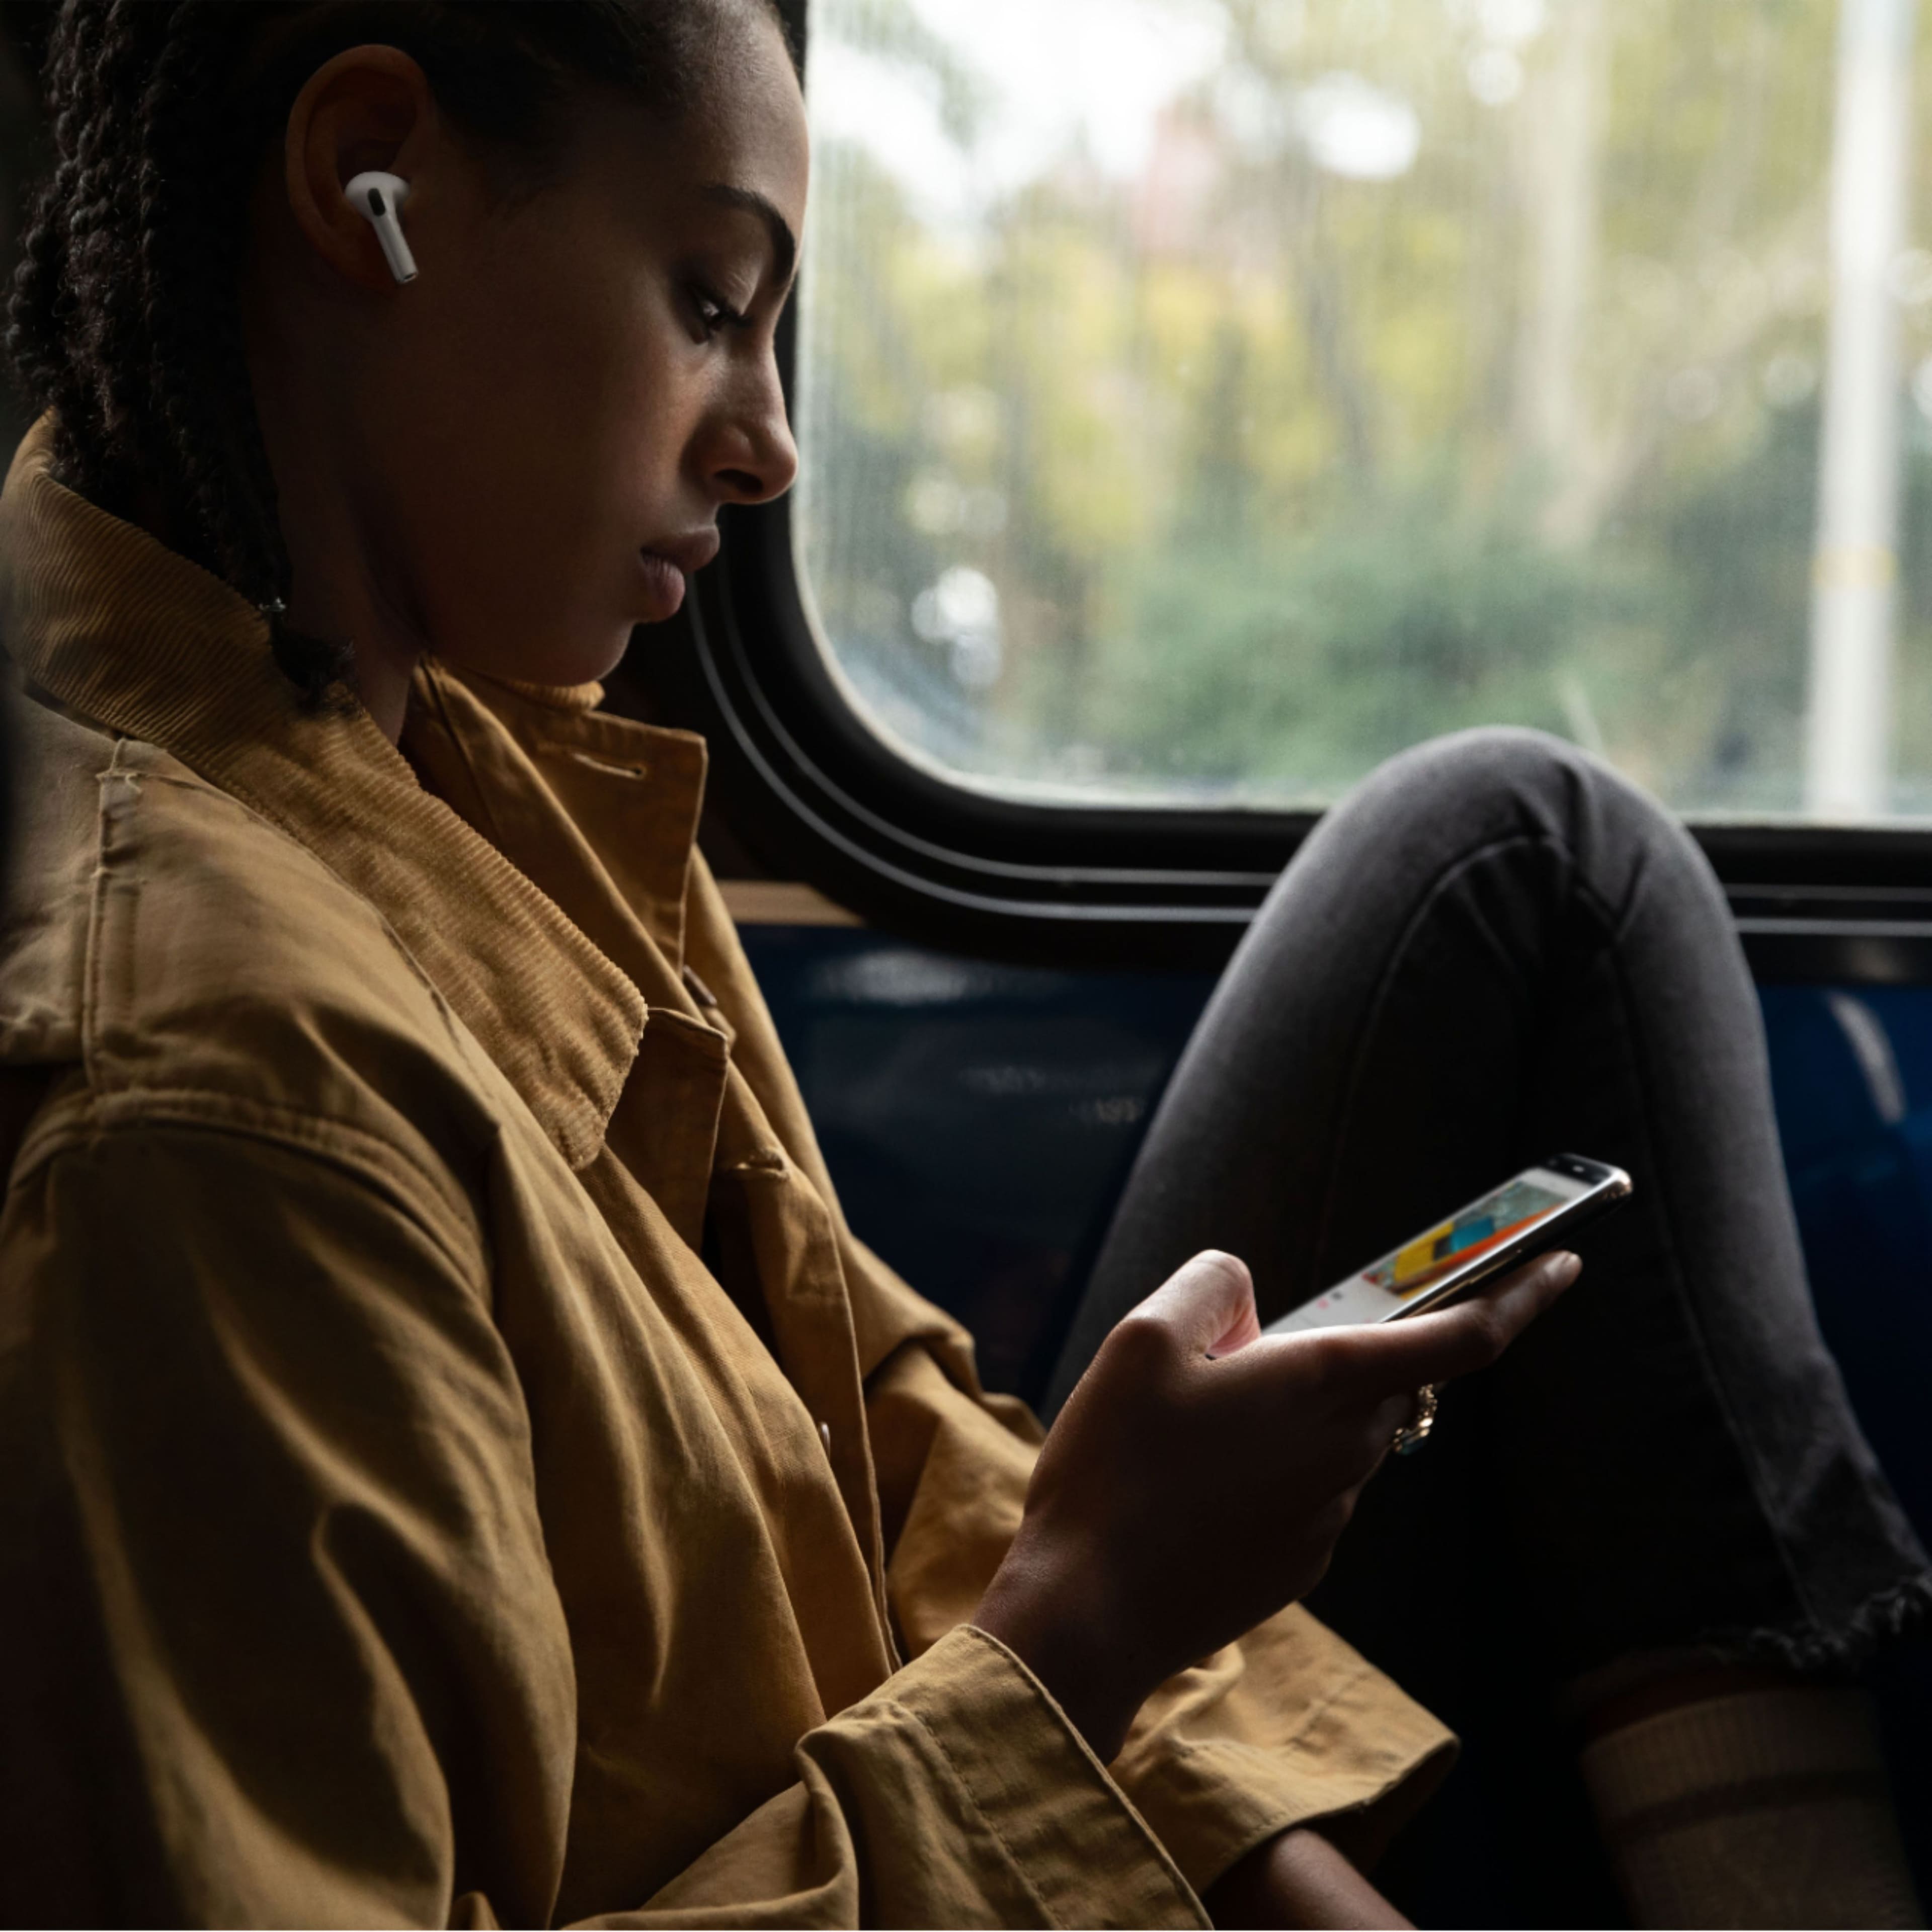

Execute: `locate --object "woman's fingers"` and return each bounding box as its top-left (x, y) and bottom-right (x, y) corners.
top-left (1126, 1245), bottom-right (1575, 1392)
top-left (1282, 1252), bottom-right (1584, 1406)
top-left (1332, 1251), bottom-right (1581, 1395)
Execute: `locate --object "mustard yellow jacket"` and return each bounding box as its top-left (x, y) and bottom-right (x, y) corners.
top-left (0, 426), bottom-right (1449, 1928)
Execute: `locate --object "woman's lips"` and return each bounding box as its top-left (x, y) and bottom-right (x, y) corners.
top-left (636, 550), bottom-right (688, 622)
top-left (636, 531), bottom-right (721, 623)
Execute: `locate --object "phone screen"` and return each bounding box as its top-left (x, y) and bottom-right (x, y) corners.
top-left (1267, 1163), bottom-right (1597, 1334)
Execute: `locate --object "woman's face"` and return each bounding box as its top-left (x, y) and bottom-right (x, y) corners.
top-left (252, 17), bottom-right (808, 696)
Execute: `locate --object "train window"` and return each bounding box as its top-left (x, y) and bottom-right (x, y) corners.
top-left (794, 0), bottom-right (1932, 824)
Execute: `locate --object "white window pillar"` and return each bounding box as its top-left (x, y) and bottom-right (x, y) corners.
top-left (1806, 0), bottom-right (1917, 820)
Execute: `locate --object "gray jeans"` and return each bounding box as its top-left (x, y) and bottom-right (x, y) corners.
top-left (1046, 728), bottom-right (1930, 1689)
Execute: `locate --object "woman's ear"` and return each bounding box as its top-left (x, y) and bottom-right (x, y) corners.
top-left (283, 46), bottom-right (436, 293)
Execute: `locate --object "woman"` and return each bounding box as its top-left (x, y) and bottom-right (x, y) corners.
top-left (0, 3), bottom-right (1921, 1926)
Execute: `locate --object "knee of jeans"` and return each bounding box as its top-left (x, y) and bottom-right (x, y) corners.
top-left (1374, 724), bottom-right (1589, 801)
top-left (1367, 725), bottom-right (1686, 871)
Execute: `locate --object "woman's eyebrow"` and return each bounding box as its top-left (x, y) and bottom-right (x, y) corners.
top-left (700, 182), bottom-right (798, 289)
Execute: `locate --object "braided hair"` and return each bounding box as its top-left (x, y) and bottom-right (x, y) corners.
top-left (7, 0), bottom-right (790, 707)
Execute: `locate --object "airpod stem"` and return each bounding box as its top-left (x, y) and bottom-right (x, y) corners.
top-left (345, 171), bottom-right (419, 285)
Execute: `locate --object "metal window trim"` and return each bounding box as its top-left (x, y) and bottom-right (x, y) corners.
top-left (629, 487), bottom-right (1932, 981)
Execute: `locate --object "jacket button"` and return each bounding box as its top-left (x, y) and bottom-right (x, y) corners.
top-left (819, 1421), bottom-right (833, 1458)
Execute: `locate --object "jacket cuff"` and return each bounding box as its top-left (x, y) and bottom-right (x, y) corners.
top-left (1115, 1648), bottom-right (1457, 1894)
top-left (832, 1624), bottom-right (1210, 1928)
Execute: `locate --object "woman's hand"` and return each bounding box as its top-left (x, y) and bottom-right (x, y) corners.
top-left (975, 1246), bottom-right (1578, 1764)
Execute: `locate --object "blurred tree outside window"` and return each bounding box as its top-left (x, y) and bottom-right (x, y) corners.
top-left (795, 0), bottom-right (1932, 822)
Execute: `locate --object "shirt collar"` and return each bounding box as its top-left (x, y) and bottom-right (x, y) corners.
top-left (0, 420), bottom-right (646, 1170)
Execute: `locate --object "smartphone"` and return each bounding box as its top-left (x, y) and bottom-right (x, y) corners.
top-left (1264, 1153), bottom-right (1633, 1335)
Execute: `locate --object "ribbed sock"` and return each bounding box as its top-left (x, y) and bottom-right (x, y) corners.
top-left (1580, 1685), bottom-right (1922, 1929)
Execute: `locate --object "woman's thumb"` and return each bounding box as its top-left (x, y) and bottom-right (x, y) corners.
top-left (1137, 1249), bottom-right (1261, 1357)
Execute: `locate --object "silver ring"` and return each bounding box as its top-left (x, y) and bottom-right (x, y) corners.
top-left (1392, 1383), bottom-right (1440, 1457)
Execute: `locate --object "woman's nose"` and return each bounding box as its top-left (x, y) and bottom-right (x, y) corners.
top-left (708, 366), bottom-right (799, 507)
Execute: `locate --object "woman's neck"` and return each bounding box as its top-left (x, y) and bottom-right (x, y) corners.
top-left (285, 565), bottom-right (421, 743)
top-left (269, 427), bottom-right (427, 741)
top-left (244, 290), bottom-right (428, 743)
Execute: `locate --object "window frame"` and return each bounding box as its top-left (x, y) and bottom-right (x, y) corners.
top-left (638, 0), bottom-right (1932, 982)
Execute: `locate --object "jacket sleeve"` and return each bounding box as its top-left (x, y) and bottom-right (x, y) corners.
top-left (0, 1108), bottom-right (1209, 1930)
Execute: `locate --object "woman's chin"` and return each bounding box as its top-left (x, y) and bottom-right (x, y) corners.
top-left (444, 628), bottom-right (636, 694)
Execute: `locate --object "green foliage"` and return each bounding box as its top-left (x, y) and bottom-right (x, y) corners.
top-left (1080, 485), bottom-right (1634, 796)
top-left (797, 0), bottom-right (1932, 817)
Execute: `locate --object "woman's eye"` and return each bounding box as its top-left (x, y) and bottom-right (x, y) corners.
top-left (690, 286), bottom-right (746, 340)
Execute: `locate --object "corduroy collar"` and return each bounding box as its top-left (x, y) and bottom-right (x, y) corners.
top-left (0, 419), bottom-right (646, 1170)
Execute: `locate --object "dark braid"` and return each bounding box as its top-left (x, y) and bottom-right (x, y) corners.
top-left (140, 8), bottom-right (315, 689)
top-left (8, 0), bottom-right (792, 709)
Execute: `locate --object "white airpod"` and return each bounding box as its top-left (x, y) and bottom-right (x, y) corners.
top-left (345, 171), bottom-right (418, 284)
